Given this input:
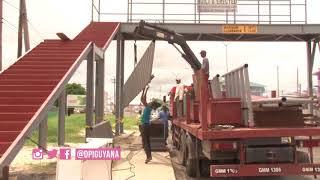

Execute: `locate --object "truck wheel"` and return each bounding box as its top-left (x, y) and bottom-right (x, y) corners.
top-left (186, 135), bottom-right (198, 177)
top-left (171, 125), bottom-right (178, 147)
top-left (297, 151), bottom-right (310, 163)
top-left (176, 130), bottom-right (187, 165)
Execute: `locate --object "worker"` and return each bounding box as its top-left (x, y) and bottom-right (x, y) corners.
top-left (140, 85), bottom-right (158, 164)
top-left (200, 50), bottom-right (209, 76)
top-left (158, 105), bottom-right (170, 145)
top-left (168, 86), bottom-right (176, 116)
top-left (174, 78), bottom-right (184, 116)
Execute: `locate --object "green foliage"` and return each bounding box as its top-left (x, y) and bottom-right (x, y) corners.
top-left (25, 111), bottom-right (86, 146)
top-left (77, 96), bottom-right (86, 105)
top-left (106, 114), bottom-right (139, 130)
top-left (66, 83), bottom-right (86, 95)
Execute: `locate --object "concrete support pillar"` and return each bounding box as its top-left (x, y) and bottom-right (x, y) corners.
top-left (17, 0), bottom-right (29, 58)
top-left (120, 38), bottom-right (125, 133)
top-left (306, 41), bottom-right (315, 114)
top-left (38, 114), bottom-right (48, 149)
top-left (86, 48), bottom-right (95, 138)
top-left (95, 56), bottom-right (105, 124)
top-left (115, 34), bottom-right (122, 136)
top-left (58, 89), bottom-right (66, 146)
top-left (2, 166), bottom-right (9, 180)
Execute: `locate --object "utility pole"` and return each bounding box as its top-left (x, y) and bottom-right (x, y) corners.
top-left (17, 0), bottom-right (30, 58)
top-left (111, 77), bottom-right (116, 110)
top-left (297, 67), bottom-right (299, 95)
top-left (0, 0), bottom-right (2, 71)
top-left (223, 42), bottom-right (229, 72)
top-left (277, 66), bottom-right (279, 97)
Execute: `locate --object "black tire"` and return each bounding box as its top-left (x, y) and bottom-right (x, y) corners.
top-left (199, 160), bottom-right (211, 177)
top-left (186, 135), bottom-right (198, 177)
top-left (172, 125), bottom-right (178, 147)
top-left (297, 151), bottom-right (310, 163)
top-left (176, 130), bottom-right (187, 165)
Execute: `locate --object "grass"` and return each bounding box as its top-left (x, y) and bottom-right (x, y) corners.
top-left (106, 114), bottom-right (140, 130)
top-left (25, 111), bottom-right (139, 146)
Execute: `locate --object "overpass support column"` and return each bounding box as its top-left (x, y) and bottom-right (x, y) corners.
top-left (38, 114), bottom-right (48, 149)
top-left (115, 33), bottom-right (124, 135)
top-left (306, 41), bottom-right (317, 114)
top-left (86, 47), bottom-right (95, 138)
top-left (95, 54), bottom-right (105, 124)
top-left (120, 36), bottom-right (125, 133)
top-left (58, 89), bottom-right (66, 146)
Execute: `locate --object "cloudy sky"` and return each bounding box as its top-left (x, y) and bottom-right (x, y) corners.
top-left (1, 0), bottom-right (320, 103)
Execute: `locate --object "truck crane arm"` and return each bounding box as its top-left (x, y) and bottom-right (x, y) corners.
top-left (134, 20), bottom-right (202, 71)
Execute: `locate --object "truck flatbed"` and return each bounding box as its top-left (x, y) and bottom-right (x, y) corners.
top-left (173, 120), bottom-right (320, 140)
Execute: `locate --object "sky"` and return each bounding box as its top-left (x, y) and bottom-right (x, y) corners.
top-left (1, 0), bottom-right (320, 104)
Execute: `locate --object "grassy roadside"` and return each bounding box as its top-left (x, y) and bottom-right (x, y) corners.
top-left (25, 111), bottom-right (139, 146)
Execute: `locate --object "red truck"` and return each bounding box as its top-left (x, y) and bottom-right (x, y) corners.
top-left (134, 20), bottom-right (320, 178)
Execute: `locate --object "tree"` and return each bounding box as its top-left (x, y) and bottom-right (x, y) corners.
top-left (66, 83), bottom-right (86, 95)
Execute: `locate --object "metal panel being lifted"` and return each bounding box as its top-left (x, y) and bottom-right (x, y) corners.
top-left (122, 41), bottom-right (155, 107)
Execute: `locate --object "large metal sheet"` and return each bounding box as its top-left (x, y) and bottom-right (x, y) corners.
top-left (122, 42), bottom-right (155, 107)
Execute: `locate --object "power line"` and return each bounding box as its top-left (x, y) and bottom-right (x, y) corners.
top-left (2, 18), bottom-right (18, 30)
top-left (3, 0), bottom-right (45, 40)
top-left (3, 0), bottom-right (19, 11)
top-left (27, 19), bottom-right (45, 40)
top-left (2, 22), bottom-right (18, 33)
top-left (2, 17), bottom-right (41, 45)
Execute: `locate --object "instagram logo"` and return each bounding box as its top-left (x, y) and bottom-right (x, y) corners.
top-left (32, 148), bottom-right (43, 160)
top-left (60, 149), bottom-right (72, 160)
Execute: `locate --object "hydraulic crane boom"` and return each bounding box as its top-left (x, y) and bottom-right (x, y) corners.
top-left (134, 20), bottom-right (202, 71)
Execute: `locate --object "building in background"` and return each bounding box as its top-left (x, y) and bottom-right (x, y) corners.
top-left (250, 82), bottom-right (266, 96)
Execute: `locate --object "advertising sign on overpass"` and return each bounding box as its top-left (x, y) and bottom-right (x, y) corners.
top-left (198, 0), bottom-right (237, 12)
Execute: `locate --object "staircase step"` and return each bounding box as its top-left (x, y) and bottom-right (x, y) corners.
top-left (0, 142), bottom-right (12, 156)
top-left (4, 69), bottom-right (67, 74)
top-left (0, 79), bottom-right (59, 85)
top-left (11, 64), bottom-right (71, 69)
top-left (0, 97), bottom-right (45, 105)
top-left (0, 91), bottom-right (50, 97)
top-left (0, 131), bottom-right (20, 142)
top-left (0, 105), bottom-right (40, 113)
top-left (0, 122), bottom-right (28, 131)
top-left (15, 60), bottom-right (73, 66)
top-left (25, 52), bottom-right (80, 57)
top-left (0, 113), bottom-right (34, 121)
top-left (0, 85), bottom-right (55, 91)
top-left (0, 74), bottom-right (63, 80)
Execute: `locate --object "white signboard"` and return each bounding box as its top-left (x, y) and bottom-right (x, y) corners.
top-left (67, 95), bottom-right (86, 107)
top-left (198, 0), bottom-right (237, 12)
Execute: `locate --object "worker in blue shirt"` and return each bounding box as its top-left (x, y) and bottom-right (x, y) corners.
top-left (159, 105), bottom-right (170, 145)
top-left (140, 85), bottom-right (158, 163)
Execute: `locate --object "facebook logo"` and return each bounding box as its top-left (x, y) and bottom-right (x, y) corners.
top-left (59, 149), bottom-right (72, 160)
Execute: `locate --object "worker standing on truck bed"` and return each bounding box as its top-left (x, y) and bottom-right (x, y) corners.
top-left (140, 86), bottom-right (158, 164)
top-left (200, 50), bottom-right (209, 76)
top-left (174, 78), bottom-right (184, 116)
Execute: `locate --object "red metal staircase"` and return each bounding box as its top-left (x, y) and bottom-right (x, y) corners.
top-left (0, 22), bottom-right (119, 171)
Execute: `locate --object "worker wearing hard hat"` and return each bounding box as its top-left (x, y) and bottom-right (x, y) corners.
top-left (200, 50), bottom-right (209, 76)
